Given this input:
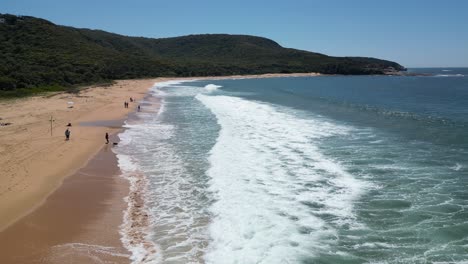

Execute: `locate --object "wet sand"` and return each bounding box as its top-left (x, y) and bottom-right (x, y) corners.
top-left (0, 133), bottom-right (130, 263)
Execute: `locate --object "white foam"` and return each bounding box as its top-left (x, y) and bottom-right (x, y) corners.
top-left (204, 84), bottom-right (222, 92)
top-left (115, 86), bottom-right (211, 263)
top-left (115, 152), bottom-right (161, 264)
top-left (196, 94), bottom-right (367, 263)
top-left (151, 80), bottom-right (189, 97)
top-left (116, 152), bottom-right (139, 172)
top-left (434, 74), bottom-right (464, 77)
top-left (153, 80), bottom-right (195, 89)
top-left (114, 89), bottom-right (173, 263)
top-left (355, 242), bottom-right (397, 249)
top-left (450, 163), bottom-right (463, 171)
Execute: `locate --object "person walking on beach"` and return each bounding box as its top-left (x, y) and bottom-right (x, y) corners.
top-left (138, 105), bottom-right (141, 112)
top-left (105, 132), bottom-right (109, 144)
top-left (65, 128), bottom-right (71, 141)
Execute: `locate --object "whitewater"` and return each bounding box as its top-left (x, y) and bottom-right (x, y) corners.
top-left (114, 70), bottom-right (468, 263)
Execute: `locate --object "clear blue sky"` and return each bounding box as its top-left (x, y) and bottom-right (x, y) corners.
top-left (2, 0), bottom-right (467, 67)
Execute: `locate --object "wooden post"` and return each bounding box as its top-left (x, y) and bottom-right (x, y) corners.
top-left (49, 116), bottom-right (55, 136)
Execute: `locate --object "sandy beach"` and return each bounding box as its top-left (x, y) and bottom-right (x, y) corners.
top-left (0, 73), bottom-right (319, 263)
top-left (0, 78), bottom-right (163, 263)
top-left (0, 78), bottom-right (160, 231)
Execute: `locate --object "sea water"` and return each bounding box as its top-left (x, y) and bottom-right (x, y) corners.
top-left (115, 68), bottom-right (468, 263)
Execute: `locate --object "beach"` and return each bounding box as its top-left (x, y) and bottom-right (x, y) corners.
top-left (0, 79), bottom-right (159, 231)
top-left (0, 73), bottom-right (320, 263)
top-left (0, 78), bottom-right (160, 263)
top-left (0, 73), bottom-right (318, 231)
top-left (1, 71), bottom-right (467, 263)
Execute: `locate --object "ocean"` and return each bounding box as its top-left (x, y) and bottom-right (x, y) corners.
top-left (115, 68), bottom-right (468, 264)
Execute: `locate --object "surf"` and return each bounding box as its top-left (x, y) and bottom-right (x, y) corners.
top-left (196, 94), bottom-right (366, 263)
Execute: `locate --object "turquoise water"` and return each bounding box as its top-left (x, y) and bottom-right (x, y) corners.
top-left (116, 69), bottom-right (468, 263)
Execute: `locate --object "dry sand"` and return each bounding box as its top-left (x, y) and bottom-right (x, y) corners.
top-left (0, 72), bottom-right (320, 263)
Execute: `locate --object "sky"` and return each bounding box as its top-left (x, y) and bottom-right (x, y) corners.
top-left (1, 0), bottom-right (468, 67)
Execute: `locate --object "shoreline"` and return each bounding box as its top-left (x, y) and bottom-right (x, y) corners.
top-left (0, 72), bottom-right (320, 262)
top-left (0, 72), bottom-right (320, 231)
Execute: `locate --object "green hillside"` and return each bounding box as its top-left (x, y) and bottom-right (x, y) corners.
top-left (0, 14), bottom-right (405, 97)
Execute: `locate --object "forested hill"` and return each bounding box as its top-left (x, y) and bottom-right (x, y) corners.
top-left (0, 14), bottom-right (405, 96)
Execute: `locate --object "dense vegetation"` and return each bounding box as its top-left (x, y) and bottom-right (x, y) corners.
top-left (0, 14), bottom-right (405, 97)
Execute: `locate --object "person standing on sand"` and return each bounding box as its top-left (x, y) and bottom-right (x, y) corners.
top-left (65, 128), bottom-right (71, 141)
top-left (138, 105), bottom-right (141, 112)
top-left (105, 132), bottom-right (109, 144)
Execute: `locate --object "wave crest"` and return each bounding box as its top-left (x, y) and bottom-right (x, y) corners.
top-left (204, 84), bottom-right (223, 92)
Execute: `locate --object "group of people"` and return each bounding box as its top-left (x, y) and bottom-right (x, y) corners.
top-left (125, 97), bottom-right (141, 111)
top-left (124, 97), bottom-right (142, 110)
top-left (65, 97), bottom-right (140, 143)
top-left (65, 128), bottom-right (109, 145)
